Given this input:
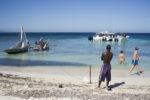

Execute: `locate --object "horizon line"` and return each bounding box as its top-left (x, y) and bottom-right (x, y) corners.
top-left (0, 32), bottom-right (150, 34)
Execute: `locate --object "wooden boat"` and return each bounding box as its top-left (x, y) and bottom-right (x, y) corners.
top-left (33, 39), bottom-right (49, 51)
top-left (5, 25), bottom-right (30, 54)
top-left (5, 47), bottom-right (28, 54)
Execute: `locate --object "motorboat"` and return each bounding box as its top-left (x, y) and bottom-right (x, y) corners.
top-left (88, 31), bottom-right (129, 42)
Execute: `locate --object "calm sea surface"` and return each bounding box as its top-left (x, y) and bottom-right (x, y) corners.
top-left (0, 33), bottom-right (150, 70)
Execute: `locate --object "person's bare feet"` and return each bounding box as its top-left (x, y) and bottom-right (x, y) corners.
top-left (140, 74), bottom-right (143, 77)
top-left (128, 72), bottom-right (131, 76)
top-left (107, 86), bottom-right (112, 91)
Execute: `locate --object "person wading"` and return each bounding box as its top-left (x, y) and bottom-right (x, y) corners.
top-left (98, 45), bottom-right (113, 90)
top-left (128, 47), bottom-right (143, 77)
top-left (119, 50), bottom-right (125, 64)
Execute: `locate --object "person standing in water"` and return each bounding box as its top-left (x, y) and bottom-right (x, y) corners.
top-left (128, 47), bottom-right (143, 77)
top-left (39, 37), bottom-right (45, 49)
top-left (98, 45), bottom-right (113, 90)
top-left (119, 50), bottom-right (125, 64)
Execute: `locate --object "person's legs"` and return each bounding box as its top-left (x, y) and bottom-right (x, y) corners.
top-left (106, 68), bottom-right (111, 90)
top-left (122, 60), bottom-right (124, 64)
top-left (98, 81), bottom-right (101, 88)
top-left (98, 65), bottom-right (106, 88)
top-left (119, 59), bottom-right (124, 65)
top-left (106, 81), bottom-right (109, 88)
top-left (129, 60), bottom-right (136, 75)
top-left (106, 81), bottom-right (111, 90)
top-left (121, 61), bottom-right (124, 64)
top-left (128, 65), bottom-right (135, 76)
top-left (136, 65), bottom-right (143, 77)
top-left (120, 61), bottom-right (122, 64)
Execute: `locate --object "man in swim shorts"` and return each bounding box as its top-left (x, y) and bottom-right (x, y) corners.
top-left (98, 45), bottom-right (113, 90)
top-left (128, 47), bottom-right (143, 77)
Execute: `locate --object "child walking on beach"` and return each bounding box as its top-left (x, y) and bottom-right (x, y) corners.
top-left (98, 45), bottom-right (113, 90)
top-left (128, 47), bottom-right (143, 77)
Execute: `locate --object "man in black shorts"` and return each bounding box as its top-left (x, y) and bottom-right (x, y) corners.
top-left (98, 45), bottom-right (113, 90)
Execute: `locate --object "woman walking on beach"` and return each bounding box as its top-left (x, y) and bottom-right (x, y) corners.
top-left (128, 47), bottom-right (143, 77)
top-left (119, 50), bottom-right (125, 64)
top-left (98, 45), bottom-right (113, 90)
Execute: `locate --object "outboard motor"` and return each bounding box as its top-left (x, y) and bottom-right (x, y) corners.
top-left (88, 36), bottom-right (93, 40)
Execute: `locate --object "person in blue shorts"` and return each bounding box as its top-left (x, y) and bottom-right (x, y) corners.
top-left (128, 47), bottom-right (143, 77)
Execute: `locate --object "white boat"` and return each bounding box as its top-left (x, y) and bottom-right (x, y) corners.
top-left (88, 31), bottom-right (129, 42)
top-left (93, 33), bottom-right (103, 40)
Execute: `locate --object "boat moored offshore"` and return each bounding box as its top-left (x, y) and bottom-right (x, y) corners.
top-left (88, 31), bottom-right (129, 42)
top-left (5, 25), bottom-right (30, 54)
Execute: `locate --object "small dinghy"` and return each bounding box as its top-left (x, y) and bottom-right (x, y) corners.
top-left (33, 38), bottom-right (49, 51)
top-left (5, 25), bottom-right (30, 54)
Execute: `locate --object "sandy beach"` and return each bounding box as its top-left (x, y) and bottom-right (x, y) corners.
top-left (1, 0), bottom-right (150, 99)
top-left (0, 65), bottom-right (150, 100)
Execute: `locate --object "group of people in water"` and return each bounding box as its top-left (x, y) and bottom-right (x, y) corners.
top-left (98, 45), bottom-right (142, 91)
top-left (34, 37), bottom-right (49, 50)
top-left (35, 37), bottom-right (45, 48)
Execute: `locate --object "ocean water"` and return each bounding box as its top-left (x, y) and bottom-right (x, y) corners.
top-left (0, 32), bottom-right (150, 70)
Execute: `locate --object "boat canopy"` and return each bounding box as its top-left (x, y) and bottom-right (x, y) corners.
top-left (96, 31), bottom-right (115, 35)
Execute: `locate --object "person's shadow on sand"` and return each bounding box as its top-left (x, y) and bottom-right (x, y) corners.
top-left (109, 82), bottom-right (125, 89)
top-left (102, 82), bottom-right (125, 89)
top-left (131, 71), bottom-right (144, 76)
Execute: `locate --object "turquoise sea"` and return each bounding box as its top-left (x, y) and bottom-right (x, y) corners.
top-left (0, 33), bottom-right (150, 70)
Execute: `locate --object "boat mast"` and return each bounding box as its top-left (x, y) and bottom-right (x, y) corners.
top-left (21, 25), bottom-right (25, 48)
top-left (21, 25), bottom-right (23, 41)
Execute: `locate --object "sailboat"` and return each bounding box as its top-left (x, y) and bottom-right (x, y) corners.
top-left (5, 25), bottom-right (30, 54)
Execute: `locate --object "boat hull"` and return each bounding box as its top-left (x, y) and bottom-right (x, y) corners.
top-left (5, 47), bottom-right (28, 54)
top-left (88, 32), bottom-right (130, 42)
top-left (33, 43), bottom-right (49, 51)
top-left (33, 47), bottom-right (49, 51)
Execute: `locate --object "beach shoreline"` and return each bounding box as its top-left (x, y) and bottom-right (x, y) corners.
top-left (0, 65), bottom-right (150, 100)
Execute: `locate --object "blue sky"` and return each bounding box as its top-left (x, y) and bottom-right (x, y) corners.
top-left (0, 0), bottom-right (150, 32)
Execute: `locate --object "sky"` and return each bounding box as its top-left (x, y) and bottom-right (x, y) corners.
top-left (0, 0), bottom-right (150, 32)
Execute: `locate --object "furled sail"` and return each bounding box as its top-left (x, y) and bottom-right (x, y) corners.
top-left (24, 32), bottom-right (30, 47)
top-left (9, 25), bottom-right (29, 49)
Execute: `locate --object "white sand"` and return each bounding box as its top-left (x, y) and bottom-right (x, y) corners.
top-left (0, 65), bottom-right (150, 100)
